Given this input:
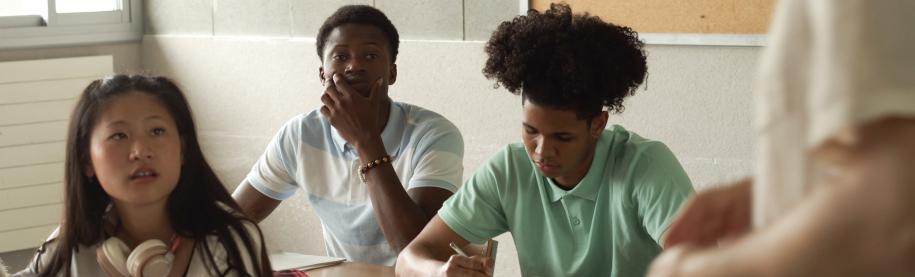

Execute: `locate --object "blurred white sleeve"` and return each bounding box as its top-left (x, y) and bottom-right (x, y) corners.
top-left (754, 0), bottom-right (915, 227)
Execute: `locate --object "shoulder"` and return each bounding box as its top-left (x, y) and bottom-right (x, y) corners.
top-left (470, 143), bottom-right (531, 183)
top-left (605, 125), bottom-right (679, 166)
top-left (398, 102), bottom-right (461, 136)
top-left (477, 143), bottom-right (529, 170)
top-left (194, 203), bottom-right (265, 275)
top-left (398, 103), bottom-right (464, 156)
top-left (20, 230), bottom-right (102, 277)
top-left (500, 143), bottom-right (529, 164)
top-left (20, 228), bottom-right (62, 275)
top-left (278, 111), bottom-right (330, 136)
top-left (268, 110), bottom-right (337, 153)
top-left (216, 202), bottom-right (263, 237)
top-left (604, 127), bottom-right (693, 197)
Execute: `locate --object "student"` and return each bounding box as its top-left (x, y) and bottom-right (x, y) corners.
top-left (649, 0), bottom-right (915, 276)
top-left (17, 75), bottom-right (271, 276)
top-left (396, 4), bottom-right (694, 276)
top-left (232, 5), bottom-right (463, 265)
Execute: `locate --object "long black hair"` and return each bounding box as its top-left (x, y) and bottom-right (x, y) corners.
top-left (37, 74), bottom-right (272, 276)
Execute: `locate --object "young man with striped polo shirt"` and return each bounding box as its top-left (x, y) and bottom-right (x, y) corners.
top-left (232, 5), bottom-right (463, 265)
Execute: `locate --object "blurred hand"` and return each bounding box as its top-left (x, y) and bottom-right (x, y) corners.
top-left (663, 179), bottom-right (752, 248)
top-left (647, 243), bottom-right (704, 277)
top-left (320, 73), bottom-right (388, 149)
top-left (437, 255), bottom-right (493, 277)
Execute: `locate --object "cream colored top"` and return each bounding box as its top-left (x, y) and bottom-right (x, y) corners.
top-left (753, 0), bottom-right (915, 226)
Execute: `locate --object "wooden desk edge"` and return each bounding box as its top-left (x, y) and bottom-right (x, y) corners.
top-left (305, 261), bottom-right (395, 277)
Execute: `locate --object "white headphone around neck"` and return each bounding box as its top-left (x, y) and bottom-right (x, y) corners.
top-left (96, 237), bottom-right (174, 277)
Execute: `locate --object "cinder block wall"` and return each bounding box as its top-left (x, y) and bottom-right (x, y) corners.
top-left (144, 0), bottom-right (518, 40)
top-left (141, 1), bottom-right (759, 276)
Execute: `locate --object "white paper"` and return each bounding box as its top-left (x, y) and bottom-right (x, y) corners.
top-left (268, 252), bottom-right (346, 271)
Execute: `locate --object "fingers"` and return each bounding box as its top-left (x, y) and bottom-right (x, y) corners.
top-left (368, 77), bottom-right (386, 100)
top-left (664, 182), bottom-right (753, 248)
top-left (647, 244), bottom-right (696, 277)
top-left (320, 92), bottom-right (336, 117)
top-left (665, 193), bottom-right (726, 247)
top-left (323, 74), bottom-right (335, 89)
top-left (324, 75), bottom-right (342, 102)
top-left (721, 198), bottom-right (751, 238)
top-left (331, 73), bottom-right (356, 97)
top-left (481, 257), bottom-right (494, 275)
top-left (448, 255), bottom-right (486, 271)
top-left (443, 255), bottom-right (490, 277)
top-left (663, 197), bottom-right (708, 247)
top-left (319, 105), bottom-right (332, 118)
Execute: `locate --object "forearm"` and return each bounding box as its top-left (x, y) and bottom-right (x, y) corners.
top-left (661, 118), bottom-right (915, 277)
top-left (232, 183), bottom-right (280, 223)
top-left (356, 138), bottom-right (433, 252)
top-left (654, 245), bottom-right (759, 277)
top-left (670, 181), bottom-right (912, 277)
top-left (396, 242), bottom-right (448, 277)
top-left (758, 179), bottom-right (915, 276)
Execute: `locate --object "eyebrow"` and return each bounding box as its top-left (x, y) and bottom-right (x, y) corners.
top-left (331, 42), bottom-right (381, 49)
top-left (522, 123), bottom-right (574, 136)
top-left (105, 115), bottom-right (165, 128)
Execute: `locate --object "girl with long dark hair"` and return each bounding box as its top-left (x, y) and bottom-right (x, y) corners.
top-left (18, 75), bottom-right (272, 276)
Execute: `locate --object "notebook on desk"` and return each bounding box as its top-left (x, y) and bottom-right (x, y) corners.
top-left (269, 252), bottom-right (346, 271)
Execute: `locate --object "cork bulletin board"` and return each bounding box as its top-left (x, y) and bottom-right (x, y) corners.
top-left (527, 0), bottom-right (777, 46)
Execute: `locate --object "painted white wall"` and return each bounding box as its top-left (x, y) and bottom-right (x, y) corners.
top-left (141, 34), bottom-right (760, 276)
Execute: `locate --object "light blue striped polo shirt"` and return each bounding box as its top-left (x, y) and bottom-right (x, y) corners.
top-left (244, 101), bottom-right (464, 265)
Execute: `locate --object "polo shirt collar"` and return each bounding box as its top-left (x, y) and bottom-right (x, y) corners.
top-left (330, 101), bottom-right (404, 157)
top-left (545, 130), bottom-right (611, 203)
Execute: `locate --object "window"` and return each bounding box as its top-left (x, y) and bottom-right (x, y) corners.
top-left (0, 1), bottom-right (47, 17)
top-left (0, 0), bottom-right (142, 50)
top-left (56, 0), bottom-right (120, 14)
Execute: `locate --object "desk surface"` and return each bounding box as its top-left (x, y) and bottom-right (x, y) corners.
top-left (305, 262), bottom-right (395, 277)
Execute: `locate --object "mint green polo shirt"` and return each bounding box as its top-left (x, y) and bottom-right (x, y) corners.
top-left (438, 125), bottom-right (694, 276)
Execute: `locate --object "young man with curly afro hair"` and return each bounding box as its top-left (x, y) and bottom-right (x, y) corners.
top-left (233, 5), bottom-right (464, 265)
top-left (397, 3), bottom-right (693, 276)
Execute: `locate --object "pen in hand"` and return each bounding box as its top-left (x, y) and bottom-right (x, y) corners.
top-left (449, 241), bottom-right (494, 276)
top-left (449, 242), bottom-right (469, 257)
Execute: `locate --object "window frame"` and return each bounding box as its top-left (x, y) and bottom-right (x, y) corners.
top-left (0, 0), bottom-right (142, 50)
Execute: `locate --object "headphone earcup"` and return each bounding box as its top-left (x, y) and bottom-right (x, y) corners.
top-left (126, 240), bottom-right (171, 277)
top-left (97, 237), bottom-right (131, 276)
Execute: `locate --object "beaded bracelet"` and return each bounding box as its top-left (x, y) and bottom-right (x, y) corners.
top-left (359, 155), bottom-right (392, 182)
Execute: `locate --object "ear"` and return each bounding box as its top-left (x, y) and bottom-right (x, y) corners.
top-left (387, 64), bottom-right (397, 85)
top-left (590, 111), bottom-right (609, 138)
top-left (319, 67), bottom-right (326, 83)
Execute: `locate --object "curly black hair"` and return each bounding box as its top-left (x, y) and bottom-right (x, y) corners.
top-left (483, 3), bottom-right (647, 119)
top-left (316, 5), bottom-right (400, 63)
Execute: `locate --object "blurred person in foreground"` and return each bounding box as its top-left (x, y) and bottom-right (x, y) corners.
top-left (651, 0), bottom-right (915, 276)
